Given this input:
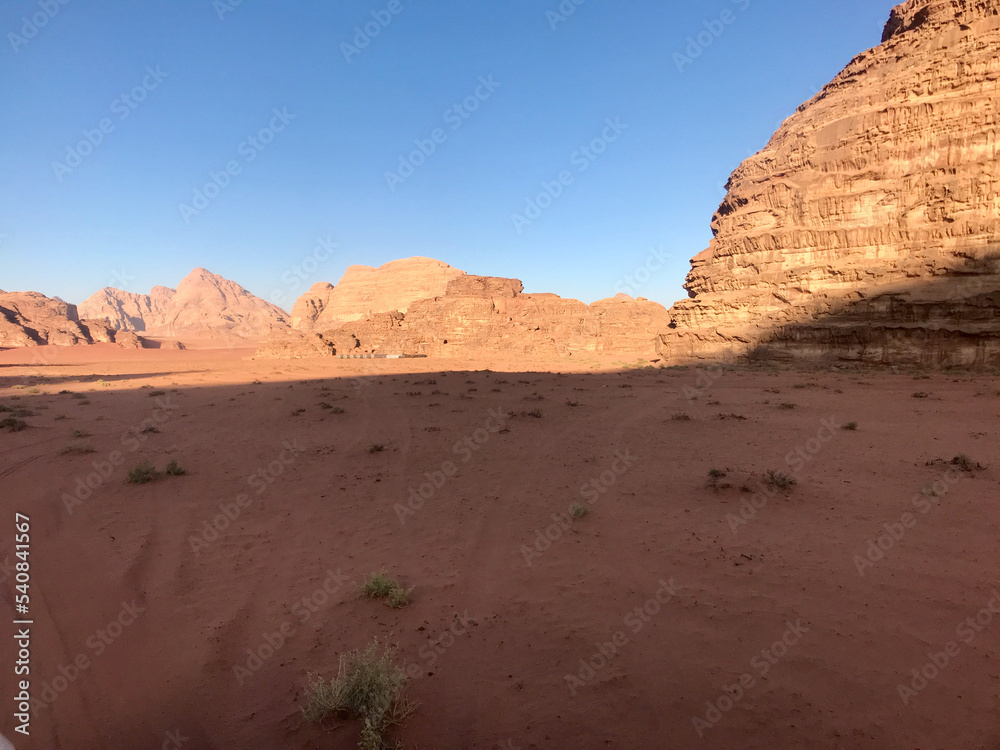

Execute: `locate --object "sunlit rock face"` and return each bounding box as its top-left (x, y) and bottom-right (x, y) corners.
top-left (659, 0), bottom-right (1000, 366)
top-left (79, 268), bottom-right (290, 338)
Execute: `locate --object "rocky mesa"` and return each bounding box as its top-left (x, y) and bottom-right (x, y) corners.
top-left (259, 258), bottom-right (672, 359)
top-left (80, 268), bottom-right (291, 339)
top-left (659, 0), bottom-right (1000, 367)
top-left (0, 289), bottom-right (133, 348)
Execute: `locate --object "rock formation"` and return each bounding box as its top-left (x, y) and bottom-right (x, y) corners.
top-left (658, 0), bottom-right (1000, 367)
top-left (0, 290), bottom-right (150, 349)
top-left (259, 260), bottom-right (672, 359)
top-left (79, 268), bottom-right (290, 339)
top-left (291, 258), bottom-right (465, 330)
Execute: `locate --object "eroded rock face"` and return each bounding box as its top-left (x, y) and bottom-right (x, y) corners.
top-left (79, 268), bottom-right (290, 339)
top-left (659, 0), bottom-right (1000, 367)
top-left (291, 258), bottom-right (465, 330)
top-left (263, 262), bottom-right (672, 359)
top-left (0, 291), bottom-right (91, 347)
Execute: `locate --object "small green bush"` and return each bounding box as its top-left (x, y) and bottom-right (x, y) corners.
top-left (302, 638), bottom-right (414, 750)
top-left (165, 460), bottom-right (186, 476)
top-left (127, 462), bottom-right (160, 485)
top-left (842, 421), bottom-right (859, 431)
top-left (764, 470), bottom-right (797, 490)
top-left (0, 417), bottom-right (28, 432)
top-left (570, 503), bottom-right (589, 519)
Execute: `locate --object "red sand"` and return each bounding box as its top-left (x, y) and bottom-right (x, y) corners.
top-left (1, 346), bottom-right (998, 749)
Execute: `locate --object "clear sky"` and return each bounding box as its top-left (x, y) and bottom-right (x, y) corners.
top-left (0, 0), bottom-right (898, 310)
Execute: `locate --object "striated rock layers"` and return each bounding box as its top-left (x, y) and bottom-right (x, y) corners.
top-left (659, 0), bottom-right (1000, 367)
top-left (79, 268), bottom-right (290, 339)
top-left (0, 290), bottom-right (139, 348)
top-left (260, 259), bottom-right (672, 359)
top-left (291, 258), bottom-right (465, 329)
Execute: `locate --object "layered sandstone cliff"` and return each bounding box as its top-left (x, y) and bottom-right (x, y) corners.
top-left (291, 258), bottom-right (465, 330)
top-left (80, 268), bottom-right (290, 339)
top-left (261, 260), bottom-right (672, 359)
top-left (659, 0), bottom-right (1000, 366)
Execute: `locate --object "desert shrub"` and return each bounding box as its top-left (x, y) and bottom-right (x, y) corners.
top-left (570, 503), bottom-right (589, 519)
top-left (671, 411), bottom-right (691, 421)
top-left (148, 390), bottom-right (166, 397)
top-left (708, 468), bottom-right (727, 485)
top-left (842, 421), bottom-right (858, 431)
top-left (127, 462), bottom-right (159, 485)
top-left (368, 443), bottom-right (386, 454)
top-left (360, 572), bottom-right (398, 600)
top-left (521, 410), bottom-right (543, 419)
top-left (360, 572), bottom-right (411, 609)
top-left (165, 460), bottom-right (186, 476)
top-left (764, 470), bottom-right (797, 490)
top-left (72, 429), bottom-right (90, 438)
top-left (60, 443), bottom-right (96, 455)
top-left (0, 417), bottom-right (28, 432)
top-left (951, 454), bottom-right (982, 472)
top-left (302, 639), bottom-right (414, 750)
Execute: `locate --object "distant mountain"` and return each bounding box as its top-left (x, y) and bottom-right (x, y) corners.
top-left (79, 268), bottom-right (291, 339)
top-left (0, 289), bottom-right (124, 348)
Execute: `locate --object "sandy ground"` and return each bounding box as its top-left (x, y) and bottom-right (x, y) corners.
top-left (0, 344), bottom-right (998, 749)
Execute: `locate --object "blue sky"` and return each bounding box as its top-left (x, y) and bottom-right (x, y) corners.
top-left (0, 0), bottom-right (898, 310)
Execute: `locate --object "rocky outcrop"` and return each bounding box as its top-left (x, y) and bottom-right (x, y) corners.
top-left (659, 0), bottom-right (1000, 367)
top-left (261, 262), bottom-right (672, 359)
top-left (0, 291), bottom-right (91, 346)
top-left (291, 258), bottom-right (465, 330)
top-left (79, 268), bottom-right (290, 339)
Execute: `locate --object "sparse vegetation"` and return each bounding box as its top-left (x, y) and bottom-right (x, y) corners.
top-left (521, 409), bottom-right (543, 419)
top-left (302, 638), bottom-right (415, 750)
top-left (951, 454), bottom-right (982, 472)
top-left (708, 468), bottom-right (727, 487)
top-left (671, 411), bottom-right (691, 421)
top-left (764, 470), bottom-right (797, 490)
top-left (72, 429), bottom-right (90, 438)
top-left (360, 572), bottom-right (412, 609)
top-left (570, 503), bottom-right (589, 519)
top-left (912, 391), bottom-right (930, 399)
top-left (148, 390), bottom-right (166, 397)
top-left (565, 399), bottom-right (580, 407)
top-left (127, 462), bottom-right (160, 485)
top-left (165, 460), bottom-right (187, 476)
top-left (60, 443), bottom-right (96, 455)
top-left (842, 421), bottom-right (859, 431)
top-left (0, 417), bottom-right (28, 432)
top-left (368, 443), bottom-right (386, 454)
top-left (54, 414), bottom-right (67, 421)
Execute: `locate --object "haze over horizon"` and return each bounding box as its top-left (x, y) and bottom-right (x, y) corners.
top-left (1, 0), bottom-right (898, 309)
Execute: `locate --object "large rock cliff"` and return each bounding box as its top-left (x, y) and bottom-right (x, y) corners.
top-left (260, 260), bottom-right (672, 359)
top-left (659, 0), bottom-right (1000, 367)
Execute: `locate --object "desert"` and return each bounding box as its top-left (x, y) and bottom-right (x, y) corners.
top-left (3, 0), bottom-right (1000, 748)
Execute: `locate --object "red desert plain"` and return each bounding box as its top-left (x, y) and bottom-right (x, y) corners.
top-left (1, 345), bottom-right (998, 748)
